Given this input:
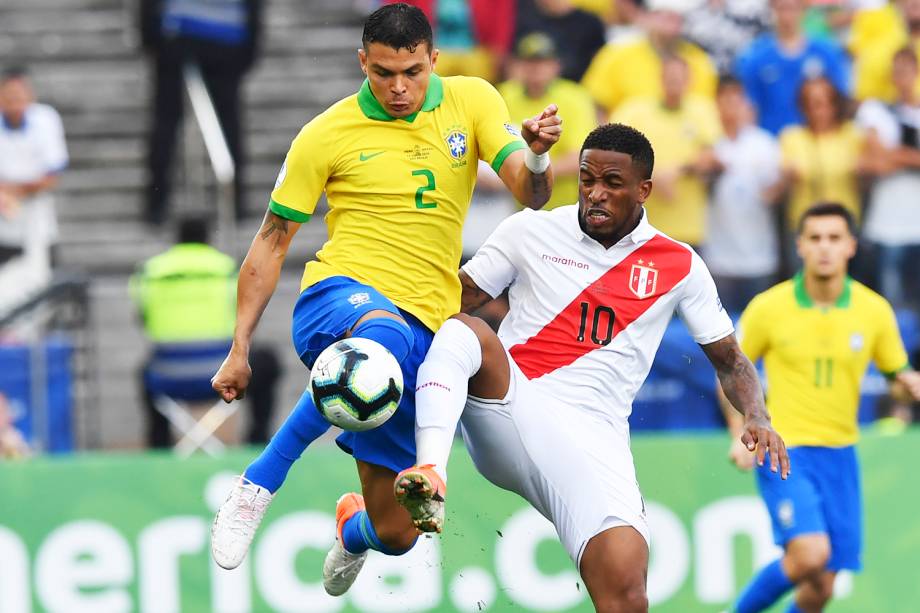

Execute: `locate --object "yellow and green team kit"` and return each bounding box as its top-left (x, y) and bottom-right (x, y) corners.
top-left (269, 74), bottom-right (525, 332)
top-left (739, 274), bottom-right (909, 447)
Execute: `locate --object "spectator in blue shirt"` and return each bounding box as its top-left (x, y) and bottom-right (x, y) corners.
top-left (734, 0), bottom-right (849, 135)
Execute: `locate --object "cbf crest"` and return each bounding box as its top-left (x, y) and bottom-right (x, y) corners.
top-left (629, 259), bottom-right (658, 299)
top-left (445, 129), bottom-right (468, 159)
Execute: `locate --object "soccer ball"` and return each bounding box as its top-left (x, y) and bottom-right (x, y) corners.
top-left (309, 338), bottom-right (403, 432)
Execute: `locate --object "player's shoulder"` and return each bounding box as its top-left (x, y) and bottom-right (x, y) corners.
top-left (308, 93), bottom-right (359, 126)
top-left (643, 225), bottom-right (699, 259)
top-left (849, 279), bottom-right (894, 313)
top-left (441, 74), bottom-right (499, 99)
top-left (747, 279), bottom-right (795, 313)
top-left (26, 103), bottom-right (63, 128)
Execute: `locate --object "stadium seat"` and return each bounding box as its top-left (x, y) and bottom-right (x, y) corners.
top-left (143, 340), bottom-right (236, 457)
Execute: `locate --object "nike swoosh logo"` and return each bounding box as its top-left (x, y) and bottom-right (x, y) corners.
top-left (359, 151), bottom-right (384, 161)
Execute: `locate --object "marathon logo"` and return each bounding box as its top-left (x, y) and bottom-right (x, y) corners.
top-left (541, 254), bottom-right (590, 270)
top-left (416, 381), bottom-right (451, 393)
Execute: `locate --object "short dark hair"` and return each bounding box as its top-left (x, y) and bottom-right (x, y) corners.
top-left (177, 216), bottom-right (210, 244)
top-left (581, 123), bottom-right (655, 180)
top-left (1, 66), bottom-right (28, 83)
top-left (797, 202), bottom-right (856, 235)
top-left (362, 3), bottom-right (433, 54)
top-left (716, 73), bottom-right (743, 94)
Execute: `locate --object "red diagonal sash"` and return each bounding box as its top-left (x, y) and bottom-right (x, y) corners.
top-left (509, 234), bottom-right (692, 379)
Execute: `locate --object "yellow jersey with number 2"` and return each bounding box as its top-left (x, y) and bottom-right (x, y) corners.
top-left (739, 274), bottom-right (909, 447)
top-left (270, 74), bottom-right (526, 332)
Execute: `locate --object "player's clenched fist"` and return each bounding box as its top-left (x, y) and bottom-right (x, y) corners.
top-left (522, 104), bottom-right (562, 155)
top-left (212, 350), bottom-right (252, 402)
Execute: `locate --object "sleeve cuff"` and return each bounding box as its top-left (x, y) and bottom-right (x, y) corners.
top-left (490, 140), bottom-right (527, 174)
top-left (881, 364), bottom-right (910, 380)
top-left (460, 263), bottom-right (502, 300)
top-left (269, 199), bottom-right (312, 223)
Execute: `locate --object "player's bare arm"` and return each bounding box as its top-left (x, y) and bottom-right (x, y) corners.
top-left (702, 334), bottom-right (791, 479)
top-left (212, 209), bottom-right (301, 402)
top-left (892, 369), bottom-right (920, 401)
top-left (498, 104), bottom-right (562, 209)
top-left (458, 269), bottom-right (493, 314)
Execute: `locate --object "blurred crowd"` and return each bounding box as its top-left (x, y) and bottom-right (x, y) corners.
top-left (384, 0), bottom-right (920, 319)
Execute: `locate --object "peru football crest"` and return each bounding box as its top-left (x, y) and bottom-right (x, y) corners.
top-left (629, 261), bottom-right (658, 299)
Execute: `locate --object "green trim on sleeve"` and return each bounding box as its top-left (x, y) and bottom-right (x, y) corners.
top-left (881, 364), bottom-right (911, 380)
top-left (269, 199), bottom-right (312, 223)
top-left (490, 140), bottom-right (527, 174)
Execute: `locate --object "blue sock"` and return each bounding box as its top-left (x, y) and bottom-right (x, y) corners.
top-left (352, 317), bottom-right (413, 364)
top-left (341, 510), bottom-right (417, 555)
top-left (243, 387), bottom-right (330, 492)
top-left (735, 559), bottom-right (795, 613)
top-left (786, 604), bottom-right (806, 613)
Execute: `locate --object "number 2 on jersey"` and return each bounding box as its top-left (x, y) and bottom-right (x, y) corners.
top-left (412, 169), bottom-right (437, 209)
top-left (576, 302), bottom-right (615, 345)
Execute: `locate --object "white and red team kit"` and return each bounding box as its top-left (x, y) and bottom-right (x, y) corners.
top-left (460, 205), bottom-right (734, 565)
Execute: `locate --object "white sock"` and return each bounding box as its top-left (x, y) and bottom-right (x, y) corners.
top-left (415, 318), bottom-right (483, 483)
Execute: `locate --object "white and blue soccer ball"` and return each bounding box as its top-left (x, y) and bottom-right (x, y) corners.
top-left (309, 338), bottom-right (403, 432)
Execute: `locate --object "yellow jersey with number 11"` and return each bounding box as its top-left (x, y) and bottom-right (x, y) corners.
top-left (738, 274), bottom-right (909, 447)
top-left (270, 74), bottom-right (526, 332)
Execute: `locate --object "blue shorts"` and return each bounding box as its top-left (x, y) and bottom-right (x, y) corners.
top-left (291, 276), bottom-right (435, 473)
top-left (756, 445), bottom-right (862, 571)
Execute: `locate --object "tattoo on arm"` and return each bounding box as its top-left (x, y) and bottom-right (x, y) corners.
top-left (459, 270), bottom-right (494, 313)
top-left (702, 335), bottom-right (768, 420)
top-left (528, 171), bottom-right (551, 208)
top-left (259, 213), bottom-right (290, 250)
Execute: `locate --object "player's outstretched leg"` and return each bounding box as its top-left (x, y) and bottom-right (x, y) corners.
top-left (212, 309), bottom-right (415, 569)
top-left (211, 387), bottom-right (330, 569)
top-left (326, 461), bottom-right (419, 595)
top-left (733, 535), bottom-right (830, 613)
top-left (579, 525), bottom-right (649, 613)
top-left (323, 493), bottom-right (370, 596)
top-left (396, 314), bottom-right (509, 532)
top-left (394, 464), bottom-right (446, 533)
top-left (210, 475), bottom-right (275, 569)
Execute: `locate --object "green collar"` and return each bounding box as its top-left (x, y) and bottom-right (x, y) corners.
top-left (356, 73), bottom-right (444, 123)
top-left (793, 271), bottom-right (851, 309)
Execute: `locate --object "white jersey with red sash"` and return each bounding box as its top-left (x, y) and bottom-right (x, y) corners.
top-left (462, 204), bottom-right (734, 434)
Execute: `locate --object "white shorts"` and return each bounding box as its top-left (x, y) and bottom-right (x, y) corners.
top-left (459, 355), bottom-right (650, 568)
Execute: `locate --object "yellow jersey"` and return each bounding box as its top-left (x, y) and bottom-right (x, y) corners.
top-left (581, 36), bottom-right (717, 113)
top-left (739, 274), bottom-right (909, 447)
top-left (270, 74), bottom-right (525, 332)
top-left (850, 4), bottom-right (920, 102)
top-left (498, 78), bottom-right (596, 209)
top-left (611, 95), bottom-right (721, 245)
top-left (779, 122), bottom-right (865, 230)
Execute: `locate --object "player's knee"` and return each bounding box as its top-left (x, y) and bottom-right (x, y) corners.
top-left (351, 314), bottom-right (413, 364)
top-left (448, 313), bottom-right (499, 356)
top-left (594, 581), bottom-right (648, 613)
top-left (787, 542), bottom-right (830, 579)
top-left (373, 522), bottom-right (418, 554)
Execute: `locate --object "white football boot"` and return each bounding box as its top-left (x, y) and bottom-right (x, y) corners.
top-left (210, 476), bottom-right (274, 569)
top-left (323, 492), bottom-right (369, 596)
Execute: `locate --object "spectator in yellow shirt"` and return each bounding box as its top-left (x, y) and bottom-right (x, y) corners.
top-left (778, 77), bottom-right (867, 233)
top-left (611, 54), bottom-right (721, 247)
top-left (850, 0), bottom-right (920, 102)
top-left (499, 33), bottom-right (597, 208)
top-left (581, 0), bottom-right (717, 115)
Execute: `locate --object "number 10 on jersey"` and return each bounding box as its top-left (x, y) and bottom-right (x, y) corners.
top-left (577, 302), bottom-right (615, 345)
